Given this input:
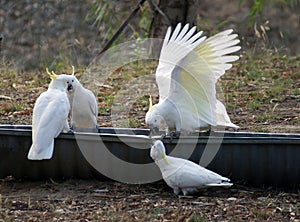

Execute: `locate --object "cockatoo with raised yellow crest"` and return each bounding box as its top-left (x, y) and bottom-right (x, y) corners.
top-left (145, 23), bottom-right (240, 135)
top-left (150, 140), bottom-right (233, 196)
top-left (67, 66), bottom-right (98, 130)
top-left (27, 69), bottom-right (76, 160)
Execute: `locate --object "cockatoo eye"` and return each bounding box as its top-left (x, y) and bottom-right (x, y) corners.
top-left (72, 80), bottom-right (74, 82)
top-left (67, 81), bottom-right (69, 84)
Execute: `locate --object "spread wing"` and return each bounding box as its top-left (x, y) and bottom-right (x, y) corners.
top-left (168, 27), bottom-right (240, 126)
top-left (155, 23), bottom-right (206, 101)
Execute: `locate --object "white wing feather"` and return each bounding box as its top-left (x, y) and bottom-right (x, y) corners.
top-left (156, 23), bottom-right (206, 100)
top-left (70, 86), bottom-right (98, 128)
top-left (28, 90), bottom-right (70, 160)
top-left (166, 25), bottom-right (240, 127)
top-left (162, 157), bottom-right (231, 188)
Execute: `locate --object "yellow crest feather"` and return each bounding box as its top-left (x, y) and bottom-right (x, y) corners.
top-left (71, 65), bottom-right (75, 75)
top-left (161, 152), bottom-right (169, 165)
top-left (46, 67), bottom-right (57, 80)
top-left (149, 95), bottom-right (153, 112)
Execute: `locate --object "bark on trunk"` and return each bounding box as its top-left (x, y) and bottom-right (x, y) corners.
top-left (149, 0), bottom-right (199, 39)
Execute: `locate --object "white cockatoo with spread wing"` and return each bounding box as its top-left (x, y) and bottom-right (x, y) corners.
top-left (27, 69), bottom-right (76, 160)
top-left (145, 23), bottom-right (240, 135)
top-left (150, 140), bottom-right (233, 196)
top-left (67, 66), bottom-right (98, 130)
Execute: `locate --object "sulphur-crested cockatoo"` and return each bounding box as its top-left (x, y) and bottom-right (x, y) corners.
top-left (150, 140), bottom-right (233, 196)
top-left (27, 69), bottom-right (76, 160)
top-left (67, 66), bottom-right (98, 130)
top-left (145, 23), bottom-right (240, 135)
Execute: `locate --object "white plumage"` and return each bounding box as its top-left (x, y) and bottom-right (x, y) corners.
top-left (150, 140), bottom-right (233, 196)
top-left (67, 73), bottom-right (98, 130)
top-left (145, 23), bottom-right (240, 134)
top-left (27, 71), bottom-right (76, 160)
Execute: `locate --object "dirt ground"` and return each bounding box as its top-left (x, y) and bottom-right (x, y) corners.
top-left (0, 178), bottom-right (299, 221)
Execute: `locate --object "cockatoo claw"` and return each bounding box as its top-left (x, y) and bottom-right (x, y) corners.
top-left (171, 131), bottom-right (180, 139)
top-left (67, 129), bottom-right (74, 134)
top-left (160, 133), bottom-right (166, 140)
top-left (159, 130), bottom-right (180, 142)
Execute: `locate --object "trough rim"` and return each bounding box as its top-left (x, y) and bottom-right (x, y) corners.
top-left (0, 124), bottom-right (299, 145)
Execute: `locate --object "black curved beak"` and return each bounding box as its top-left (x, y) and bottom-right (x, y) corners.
top-left (67, 83), bottom-right (73, 91)
top-left (149, 125), bottom-right (159, 134)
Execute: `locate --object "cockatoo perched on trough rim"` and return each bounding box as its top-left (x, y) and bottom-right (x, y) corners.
top-left (145, 23), bottom-right (240, 136)
top-left (150, 140), bottom-right (233, 196)
top-left (67, 66), bottom-right (98, 130)
top-left (27, 68), bottom-right (76, 160)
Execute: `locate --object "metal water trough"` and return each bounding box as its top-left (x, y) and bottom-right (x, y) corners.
top-left (0, 125), bottom-right (299, 190)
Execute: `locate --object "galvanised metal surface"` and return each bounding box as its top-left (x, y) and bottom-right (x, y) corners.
top-left (0, 125), bottom-right (299, 189)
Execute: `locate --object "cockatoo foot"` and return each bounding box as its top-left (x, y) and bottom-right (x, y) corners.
top-left (168, 131), bottom-right (180, 142)
top-left (202, 129), bottom-right (211, 136)
top-left (160, 133), bottom-right (166, 140)
top-left (171, 131), bottom-right (180, 138)
top-left (233, 127), bottom-right (239, 132)
top-left (173, 188), bottom-right (181, 196)
top-left (67, 129), bottom-right (74, 134)
top-left (199, 126), bottom-right (211, 133)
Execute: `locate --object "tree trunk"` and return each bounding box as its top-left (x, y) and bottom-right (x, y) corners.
top-left (149, 0), bottom-right (199, 39)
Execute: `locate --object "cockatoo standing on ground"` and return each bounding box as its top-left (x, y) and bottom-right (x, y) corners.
top-left (27, 69), bottom-right (76, 160)
top-left (150, 140), bottom-right (233, 196)
top-left (145, 23), bottom-right (240, 135)
top-left (67, 66), bottom-right (98, 130)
